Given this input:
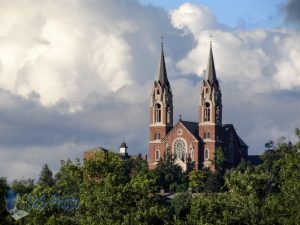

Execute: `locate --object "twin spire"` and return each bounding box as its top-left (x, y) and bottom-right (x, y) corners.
top-left (156, 40), bottom-right (218, 87)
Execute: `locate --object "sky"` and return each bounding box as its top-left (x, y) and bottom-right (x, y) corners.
top-left (0, 0), bottom-right (300, 181)
top-left (141, 0), bottom-right (285, 28)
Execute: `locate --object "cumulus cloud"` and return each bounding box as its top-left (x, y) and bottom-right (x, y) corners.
top-left (0, 0), bottom-right (191, 106)
top-left (171, 4), bottom-right (300, 91)
top-left (0, 0), bottom-right (299, 181)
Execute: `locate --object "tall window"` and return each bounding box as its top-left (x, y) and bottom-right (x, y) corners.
top-left (190, 149), bottom-right (194, 161)
top-left (204, 102), bottom-right (210, 122)
top-left (204, 131), bottom-right (210, 139)
top-left (154, 132), bottom-right (160, 140)
top-left (204, 148), bottom-right (209, 160)
top-left (155, 104), bottom-right (161, 123)
top-left (155, 149), bottom-right (160, 161)
top-left (167, 107), bottom-right (171, 123)
top-left (174, 139), bottom-right (185, 161)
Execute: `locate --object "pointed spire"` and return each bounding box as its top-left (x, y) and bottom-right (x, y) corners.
top-left (205, 44), bottom-right (219, 87)
top-left (156, 40), bottom-right (170, 88)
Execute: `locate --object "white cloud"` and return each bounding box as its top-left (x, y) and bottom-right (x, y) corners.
top-left (171, 4), bottom-right (300, 93)
top-left (171, 3), bottom-right (219, 34)
top-left (0, 0), bottom-right (300, 181)
top-left (0, 0), bottom-right (139, 106)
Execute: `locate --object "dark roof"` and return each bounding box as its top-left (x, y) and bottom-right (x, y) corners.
top-left (156, 45), bottom-right (170, 88)
top-left (221, 124), bottom-right (248, 148)
top-left (119, 142), bottom-right (128, 148)
top-left (221, 124), bottom-right (234, 145)
top-left (205, 46), bottom-right (219, 87)
top-left (180, 120), bottom-right (200, 140)
top-left (161, 120), bottom-right (200, 142)
top-left (238, 136), bottom-right (248, 147)
top-left (247, 155), bottom-right (262, 165)
top-left (85, 146), bottom-right (109, 153)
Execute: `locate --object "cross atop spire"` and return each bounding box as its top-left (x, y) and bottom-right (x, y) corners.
top-left (156, 39), bottom-right (170, 88)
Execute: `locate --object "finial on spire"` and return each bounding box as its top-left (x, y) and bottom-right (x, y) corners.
top-left (209, 33), bottom-right (213, 47)
top-left (179, 114), bottom-right (182, 121)
top-left (160, 35), bottom-right (164, 48)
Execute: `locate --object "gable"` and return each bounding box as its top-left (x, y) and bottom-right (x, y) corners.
top-left (162, 120), bottom-right (200, 142)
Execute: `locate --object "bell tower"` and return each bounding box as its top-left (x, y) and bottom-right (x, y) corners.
top-left (199, 44), bottom-right (222, 169)
top-left (148, 43), bottom-right (173, 169)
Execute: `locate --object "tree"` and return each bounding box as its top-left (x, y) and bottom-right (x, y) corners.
top-left (188, 194), bottom-right (224, 225)
top-left (214, 147), bottom-right (226, 174)
top-left (11, 179), bottom-right (35, 194)
top-left (6, 128), bottom-right (300, 225)
top-left (19, 160), bottom-right (82, 225)
top-left (38, 164), bottom-right (55, 187)
top-left (79, 153), bottom-right (170, 225)
top-left (154, 149), bottom-right (184, 192)
top-left (201, 147), bottom-right (226, 193)
top-left (129, 154), bottom-right (149, 176)
top-left (188, 170), bottom-right (207, 193)
top-left (0, 177), bottom-right (12, 225)
top-left (83, 150), bottom-right (127, 183)
top-left (171, 192), bottom-right (192, 219)
top-left (185, 157), bottom-right (195, 174)
top-left (55, 158), bottom-right (83, 194)
top-left (261, 129), bottom-right (300, 224)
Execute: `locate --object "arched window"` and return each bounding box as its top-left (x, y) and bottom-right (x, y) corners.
top-left (155, 149), bottom-right (160, 161)
top-left (204, 131), bottom-right (210, 139)
top-left (190, 149), bottom-right (194, 161)
top-left (156, 89), bottom-right (160, 95)
top-left (154, 133), bottom-right (160, 140)
top-left (174, 139), bottom-right (186, 161)
top-left (167, 107), bottom-right (171, 123)
top-left (204, 102), bottom-right (210, 122)
top-left (204, 148), bottom-right (209, 160)
top-left (155, 104), bottom-right (161, 123)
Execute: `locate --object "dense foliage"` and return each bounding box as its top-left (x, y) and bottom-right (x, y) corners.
top-left (1, 129), bottom-right (300, 224)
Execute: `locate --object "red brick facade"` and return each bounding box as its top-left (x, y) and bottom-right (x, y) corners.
top-left (148, 45), bottom-right (248, 171)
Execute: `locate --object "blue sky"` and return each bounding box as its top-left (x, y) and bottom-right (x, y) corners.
top-left (140, 0), bottom-right (285, 28)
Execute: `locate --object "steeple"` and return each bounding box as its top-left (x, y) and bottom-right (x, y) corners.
top-left (156, 43), bottom-right (170, 88)
top-left (149, 41), bottom-right (174, 170)
top-left (205, 45), bottom-right (219, 87)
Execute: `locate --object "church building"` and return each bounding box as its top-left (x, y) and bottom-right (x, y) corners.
top-left (148, 43), bottom-right (248, 171)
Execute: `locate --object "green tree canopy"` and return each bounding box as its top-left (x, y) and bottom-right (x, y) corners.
top-left (37, 164), bottom-right (55, 187)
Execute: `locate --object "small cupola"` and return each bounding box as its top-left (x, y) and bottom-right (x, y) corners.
top-left (119, 138), bottom-right (128, 155)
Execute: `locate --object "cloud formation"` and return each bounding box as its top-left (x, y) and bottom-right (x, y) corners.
top-left (0, 0), bottom-right (299, 181)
